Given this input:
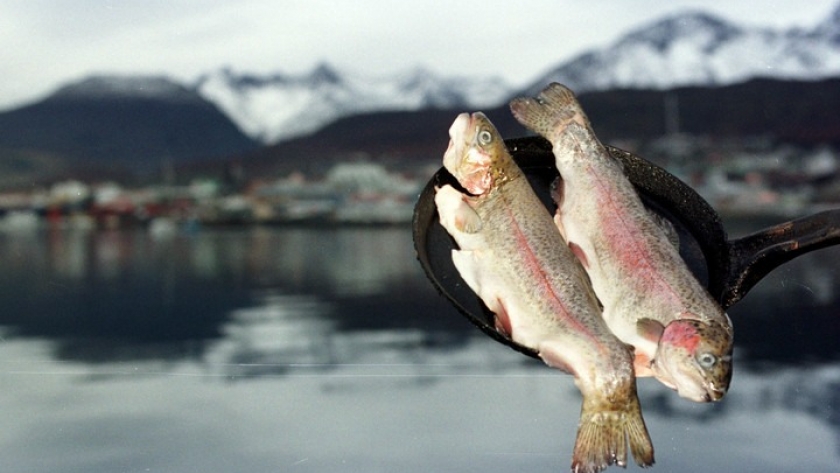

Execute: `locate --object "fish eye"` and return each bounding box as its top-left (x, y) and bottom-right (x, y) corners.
top-left (697, 353), bottom-right (717, 369)
top-left (477, 129), bottom-right (493, 145)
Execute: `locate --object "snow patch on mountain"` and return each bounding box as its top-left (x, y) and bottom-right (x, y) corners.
top-left (52, 75), bottom-right (203, 104)
top-left (527, 4), bottom-right (840, 94)
top-left (194, 64), bottom-right (511, 144)
top-left (43, 3), bottom-right (840, 147)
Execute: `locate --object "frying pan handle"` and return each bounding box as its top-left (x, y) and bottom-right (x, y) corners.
top-left (722, 208), bottom-right (840, 308)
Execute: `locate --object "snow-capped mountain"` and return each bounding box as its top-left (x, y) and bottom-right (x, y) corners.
top-left (51, 75), bottom-right (205, 104)
top-left (196, 4), bottom-right (840, 146)
top-left (194, 64), bottom-right (511, 144)
top-left (526, 4), bottom-right (840, 94)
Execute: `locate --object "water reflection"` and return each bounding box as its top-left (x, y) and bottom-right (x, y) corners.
top-left (0, 225), bottom-right (839, 472)
top-left (0, 227), bottom-right (435, 362)
top-left (730, 247), bottom-right (840, 363)
top-left (242, 226), bottom-right (423, 296)
top-left (207, 292), bottom-right (338, 376)
top-left (1, 327), bottom-right (838, 472)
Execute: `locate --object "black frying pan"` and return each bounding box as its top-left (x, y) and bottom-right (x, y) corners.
top-left (412, 136), bottom-right (840, 359)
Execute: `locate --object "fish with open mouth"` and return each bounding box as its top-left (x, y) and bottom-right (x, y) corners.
top-left (435, 111), bottom-right (654, 472)
top-left (510, 83), bottom-right (734, 403)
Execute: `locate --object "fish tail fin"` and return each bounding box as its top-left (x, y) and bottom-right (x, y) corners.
top-left (571, 390), bottom-right (655, 473)
top-left (509, 82), bottom-right (589, 141)
top-left (626, 407), bottom-right (655, 469)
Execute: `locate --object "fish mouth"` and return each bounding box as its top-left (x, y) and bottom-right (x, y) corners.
top-left (685, 381), bottom-right (726, 403)
top-left (442, 113), bottom-right (495, 196)
top-left (443, 113), bottom-right (471, 174)
top-left (704, 382), bottom-right (727, 402)
top-left (654, 360), bottom-right (727, 402)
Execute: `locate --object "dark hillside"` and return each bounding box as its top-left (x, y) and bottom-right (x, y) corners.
top-left (0, 80), bottom-right (258, 182)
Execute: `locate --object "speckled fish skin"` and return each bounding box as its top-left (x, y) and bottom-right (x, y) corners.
top-left (510, 83), bottom-right (734, 403)
top-left (436, 111), bottom-right (654, 473)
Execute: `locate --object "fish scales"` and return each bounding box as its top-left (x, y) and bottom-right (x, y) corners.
top-left (563, 152), bottom-right (688, 310)
top-left (479, 179), bottom-right (604, 348)
top-left (511, 83), bottom-right (734, 403)
top-left (435, 111), bottom-right (654, 473)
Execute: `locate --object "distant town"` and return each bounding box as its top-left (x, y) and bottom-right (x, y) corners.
top-left (0, 161), bottom-right (428, 234)
top-left (1, 135), bottom-right (839, 234)
top-left (635, 135), bottom-right (840, 220)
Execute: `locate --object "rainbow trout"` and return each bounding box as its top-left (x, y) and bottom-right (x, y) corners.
top-left (435, 112), bottom-right (654, 472)
top-left (510, 83), bottom-right (734, 402)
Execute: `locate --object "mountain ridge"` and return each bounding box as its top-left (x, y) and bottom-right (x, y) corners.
top-left (526, 3), bottom-right (840, 95)
top-left (192, 77), bottom-right (840, 185)
top-left (187, 2), bottom-right (840, 144)
top-left (0, 75), bottom-right (259, 184)
top-left (2, 3), bottom-right (840, 188)
top-left (5, 3), bottom-right (840, 149)
top-left (193, 64), bottom-right (512, 144)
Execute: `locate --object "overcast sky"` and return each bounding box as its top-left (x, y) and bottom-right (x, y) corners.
top-left (1, 0), bottom-right (837, 110)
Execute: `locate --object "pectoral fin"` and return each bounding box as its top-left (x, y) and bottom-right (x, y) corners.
top-left (435, 184), bottom-right (482, 234)
top-left (492, 298), bottom-right (512, 337)
top-left (569, 241), bottom-right (589, 269)
top-left (455, 205), bottom-right (482, 233)
top-left (536, 342), bottom-right (575, 375)
top-left (452, 249), bottom-right (510, 338)
top-left (633, 351), bottom-right (655, 377)
top-left (637, 318), bottom-right (665, 344)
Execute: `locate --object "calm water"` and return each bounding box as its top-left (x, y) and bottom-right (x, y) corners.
top-left (0, 224), bottom-right (838, 473)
